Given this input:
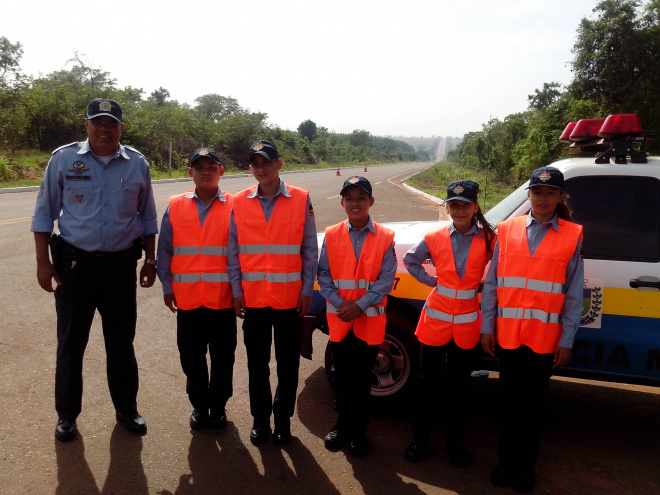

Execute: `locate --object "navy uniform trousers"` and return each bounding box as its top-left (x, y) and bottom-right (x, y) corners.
top-left (54, 246), bottom-right (140, 421)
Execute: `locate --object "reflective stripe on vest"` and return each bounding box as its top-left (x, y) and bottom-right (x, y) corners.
top-left (435, 283), bottom-right (478, 299)
top-left (241, 271), bottom-right (301, 282)
top-left (333, 279), bottom-right (372, 290)
top-left (326, 302), bottom-right (386, 317)
top-left (238, 244), bottom-right (301, 255)
top-left (497, 276), bottom-right (564, 294)
top-left (173, 245), bottom-right (229, 256)
top-left (425, 306), bottom-right (479, 324)
top-left (498, 307), bottom-right (562, 324)
top-left (173, 272), bottom-right (231, 283)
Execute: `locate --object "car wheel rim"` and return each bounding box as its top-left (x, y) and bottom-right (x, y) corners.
top-left (370, 333), bottom-right (411, 397)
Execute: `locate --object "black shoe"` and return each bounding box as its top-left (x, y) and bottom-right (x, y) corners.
top-left (250, 424), bottom-right (271, 445)
top-left (446, 445), bottom-right (471, 468)
top-left (116, 412), bottom-right (147, 435)
top-left (491, 462), bottom-right (511, 487)
top-left (209, 410), bottom-right (227, 430)
top-left (273, 417), bottom-right (291, 445)
top-left (324, 426), bottom-right (347, 450)
top-left (512, 468), bottom-right (534, 493)
top-left (190, 409), bottom-right (209, 430)
top-left (349, 437), bottom-right (369, 457)
top-left (405, 440), bottom-right (430, 463)
top-left (55, 419), bottom-right (77, 441)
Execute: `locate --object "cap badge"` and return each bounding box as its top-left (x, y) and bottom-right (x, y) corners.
top-left (348, 176), bottom-right (360, 184)
top-left (539, 172), bottom-right (552, 182)
top-left (198, 149), bottom-right (209, 156)
top-left (452, 185), bottom-right (465, 195)
top-left (99, 100), bottom-right (112, 112)
top-left (252, 143), bottom-right (264, 151)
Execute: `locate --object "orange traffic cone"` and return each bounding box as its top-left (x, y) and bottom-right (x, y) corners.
top-left (336, 167), bottom-right (341, 176)
top-left (364, 165), bottom-right (368, 172)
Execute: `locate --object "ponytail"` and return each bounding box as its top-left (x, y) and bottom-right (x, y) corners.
top-left (556, 191), bottom-right (574, 221)
top-left (473, 205), bottom-right (497, 254)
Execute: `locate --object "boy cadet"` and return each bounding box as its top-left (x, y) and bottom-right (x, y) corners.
top-left (228, 140), bottom-right (318, 446)
top-left (156, 148), bottom-right (237, 430)
top-left (32, 98), bottom-right (157, 441)
top-left (317, 176), bottom-right (397, 456)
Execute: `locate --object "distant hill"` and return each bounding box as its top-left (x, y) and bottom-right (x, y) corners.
top-left (383, 136), bottom-right (463, 162)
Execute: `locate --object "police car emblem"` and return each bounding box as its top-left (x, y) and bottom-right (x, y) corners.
top-left (68, 161), bottom-right (89, 175)
top-left (580, 283), bottom-right (603, 328)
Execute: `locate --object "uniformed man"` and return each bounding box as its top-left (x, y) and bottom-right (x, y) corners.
top-left (32, 98), bottom-right (158, 441)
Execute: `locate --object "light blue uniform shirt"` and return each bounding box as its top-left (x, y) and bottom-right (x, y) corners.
top-left (156, 188), bottom-right (228, 295)
top-left (31, 140), bottom-right (158, 252)
top-left (480, 213), bottom-right (584, 349)
top-left (317, 217), bottom-right (397, 312)
top-left (403, 222), bottom-right (483, 287)
top-left (227, 179), bottom-right (318, 298)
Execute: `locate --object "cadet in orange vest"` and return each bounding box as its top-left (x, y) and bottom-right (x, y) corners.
top-left (227, 140), bottom-right (318, 446)
top-left (317, 176), bottom-right (397, 457)
top-left (156, 148), bottom-right (237, 431)
top-left (481, 166), bottom-right (584, 493)
top-left (403, 180), bottom-right (496, 467)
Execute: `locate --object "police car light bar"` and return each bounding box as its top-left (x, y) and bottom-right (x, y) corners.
top-left (569, 118), bottom-right (606, 141)
top-left (598, 114), bottom-right (644, 138)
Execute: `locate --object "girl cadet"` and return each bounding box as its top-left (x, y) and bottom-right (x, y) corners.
top-left (480, 166), bottom-right (584, 494)
top-left (403, 179), bottom-right (496, 467)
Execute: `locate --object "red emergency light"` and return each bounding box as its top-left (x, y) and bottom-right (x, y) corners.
top-left (598, 114), bottom-right (644, 138)
top-left (559, 122), bottom-right (577, 143)
top-left (569, 118), bottom-right (606, 141)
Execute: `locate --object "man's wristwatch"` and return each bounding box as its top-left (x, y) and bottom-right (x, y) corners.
top-left (144, 259), bottom-right (157, 266)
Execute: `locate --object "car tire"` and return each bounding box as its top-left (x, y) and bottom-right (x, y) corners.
top-left (323, 312), bottom-right (420, 405)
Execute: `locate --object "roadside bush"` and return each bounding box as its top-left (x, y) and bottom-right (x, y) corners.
top-left (0, 154), bottom-right (16, 181)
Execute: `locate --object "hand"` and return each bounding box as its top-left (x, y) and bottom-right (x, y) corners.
top-left (37, 261), bottom-right (61, 293)
top-left (553, 346), bottom-right (572, 368)
top-left (298, 294), bottom-right (312, 316)
top-left (233, 296), bottom-right (246, 319)
top-left (481, 333), bottom-right (496, 357)
top-left (336, 300), bottom-right (363, 323)
top-left (140, 263), bottom-right (156, 288)
top-left (164, 293), bottom-right (177, 313)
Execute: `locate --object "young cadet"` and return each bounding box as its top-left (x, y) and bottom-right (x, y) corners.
top-left (228, 140), bottom-right (318, 446)
top-left (480, 166), bottom-right (584, 493)
top-left (156, 148), bottom-right (237, 431)
top-left (317, 176), bottom-right (397, 457)
top-left (403, 180), bottom-right (496, 467)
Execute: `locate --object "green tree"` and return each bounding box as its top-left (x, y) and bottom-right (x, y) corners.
top-left (0, 36), bottom-right (23, 84)
top-left (297, 119), bottom-right (317, 142)
top-left (194, 93), bottom-right (241, 123)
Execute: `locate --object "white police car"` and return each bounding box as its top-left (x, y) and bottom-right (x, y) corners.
top-left (302, 114), bottom-right (660, 402)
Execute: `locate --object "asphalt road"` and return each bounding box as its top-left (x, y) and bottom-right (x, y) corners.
top-left (0, 162), bottom-right (658, 495)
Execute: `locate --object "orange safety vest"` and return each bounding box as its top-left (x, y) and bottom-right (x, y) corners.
top-left (325, 221), bottom-right (395, 345)
top-left (169, 190), bottom-right (234, 310)
top-left (496, 215), bottom-right (583, 354)
top-left (233, 185), bottom-right (307, 309)
top-left (415, 226), bottom-right (493, 349)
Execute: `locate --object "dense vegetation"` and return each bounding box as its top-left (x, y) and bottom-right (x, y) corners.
top-left (0, 54), bottom-right (428, 181)
top-left (447, 0), bottom-right (660, 186)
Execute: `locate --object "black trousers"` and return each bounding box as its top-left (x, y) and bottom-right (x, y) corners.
top-left (176, 306), bottom-right (237, 414)
top-left (242, 307), bottom-right (302, 424)
top-left (330, 329), bottom-right (379, 439)
top-left (497, 345), bottom-right (554, 470)
top-left (411, 340), bottom-right (477, 448)
top-left (54, 252), bottom-right (139, 421)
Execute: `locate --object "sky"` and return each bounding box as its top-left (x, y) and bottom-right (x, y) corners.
top-left (2, 0), bottom-right (604, 138)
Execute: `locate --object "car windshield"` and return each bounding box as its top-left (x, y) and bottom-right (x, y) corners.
top-left (484, 181), bottom-right (529, 226)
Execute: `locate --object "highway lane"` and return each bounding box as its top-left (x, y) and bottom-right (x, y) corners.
top-left (0, 162), bottom-right (658, 495)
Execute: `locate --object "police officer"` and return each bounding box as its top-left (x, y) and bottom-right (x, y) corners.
top-left (32, 98), bottom-right (158, 441)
